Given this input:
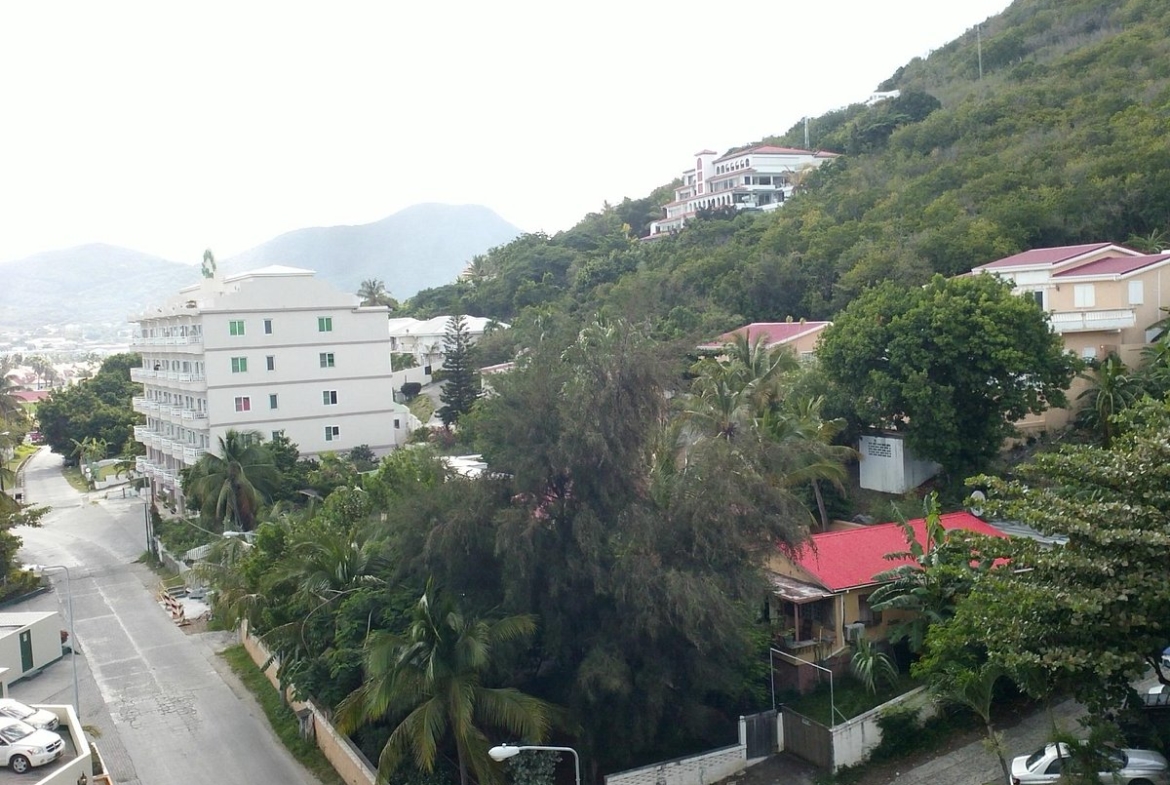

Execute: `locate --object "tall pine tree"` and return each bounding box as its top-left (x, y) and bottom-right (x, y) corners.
top-left (437, 315), bottom-right (480, 427)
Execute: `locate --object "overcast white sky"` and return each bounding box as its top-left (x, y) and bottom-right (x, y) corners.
top-left (0, 1), bottom-right (1011, 265)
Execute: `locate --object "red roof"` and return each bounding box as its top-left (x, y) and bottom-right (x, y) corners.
top-left (976, 243), bottom-right (1122, 270)
top-left (11, 390), bottom-right (49, 403)
top-left (791, 512), bottom-right (1006, 592)
top-left (701, 321), bottom-right (831, 349)
top-left (714, 145), bottom-right (817, 163)
top-left (1052, 253), bottom-right (1170, 278)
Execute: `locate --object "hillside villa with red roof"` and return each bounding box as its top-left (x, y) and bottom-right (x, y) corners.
top-left (647, 145), bottom-right (838, 236)
top-left (765, 512), bottom-right (1005, 693)
top-left (972, 242), bottom-right (1170, 431)
top-left (698, 320), bottom-right (832, 360)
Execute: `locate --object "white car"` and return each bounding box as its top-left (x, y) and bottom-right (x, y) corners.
top-left (0, 700), bottom-right (58, 731)
top-left (0, 719), bottom-right (64, 773)
top-left (1011, 743), bottom-right (1169, 785)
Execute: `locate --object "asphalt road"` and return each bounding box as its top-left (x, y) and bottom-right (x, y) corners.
top-left (15, 448), bottom-right (321, 785)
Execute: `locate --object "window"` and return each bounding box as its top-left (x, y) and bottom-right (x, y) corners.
top-left (322, 390), bottom-right (338, 405)
top-left (319, 352), bottom-right (335, 368)
top-left (324, 425), bottom-right (340, 441)
top-left (1129, 280), bottom-right (1144, 305)
top-left (1082, 346), bottom-right (1098, 360)
top-left (269, 394), bottom-right (278, 409)
top-left (231, 357), bottom-right (248, 373)
top-left (318, 316), bottom-right (333, 332)
top-left (266, 355), bottom-right (275, 371)
top-left (234, 396), bottom-right (251, 412)
top-left (393, 418), bottom-right (400, 429)
top-left (264, 319), bottom-right (273, 335)
top-left (229, 320), bottom-right (245, 336)
top-left (271, 430), bottom-right (283, 442)
top-left (1030, 290), bottom-right (1045, 309)
top-left (1074, 284), bottom-right (1095, 308)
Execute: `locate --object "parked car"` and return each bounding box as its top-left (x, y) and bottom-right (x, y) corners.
top-left (0, 719), bottom-right (64, 773)
top-left (1011, 742), bottom-right (1169, 784)
top-left (0, 700), bottom-right (58, 731)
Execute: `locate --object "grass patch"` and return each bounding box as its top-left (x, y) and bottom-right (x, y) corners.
top-left (784, 672), bottom-right (922, 725)
top-left (135, 551), bottom-right (180, 581)
top-left (409, 395), bottom-right (435, 424)
top-left (60, 466), bottom-right (91, 493)
top-left (221, 645), bottom-right (346, 785)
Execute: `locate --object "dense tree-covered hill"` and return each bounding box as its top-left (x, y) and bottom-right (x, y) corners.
top-left (407, 0), bottom-right (1170, 341)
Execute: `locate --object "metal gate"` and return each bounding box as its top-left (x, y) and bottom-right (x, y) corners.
top-left (743, 709), bottom-right (778, 758)
top-left (781, 707), bottom-right (833, 769)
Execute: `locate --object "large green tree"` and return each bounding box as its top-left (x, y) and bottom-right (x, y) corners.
top-left (437, 315), bottom-right (481, 427)
top-left (818, 274), bottom-right (1075, 478)
top-left (336, 586), bottom-right (555, 785)
top-left (36, 352), bottom-right (140, 461)
top-left (471, 320), bottom-right (810, 770)
top-left (956, 396), bottom-right (1170, 712)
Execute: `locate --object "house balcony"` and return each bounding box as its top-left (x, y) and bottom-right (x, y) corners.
top-left (777, 626), bottom-right (838, 651)
top-left (1049, 308), bottom-right (1136, 333)
top-left (183, 446), bottom-right (205, 465)
top-left (133, 425), bottom-right (150, 443)
top-left (131, 397), bottom-right (150, 415)
top-left (130, 368), bottom-right (155, 383)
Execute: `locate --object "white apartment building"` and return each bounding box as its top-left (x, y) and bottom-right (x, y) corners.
top-left (130, 265), bottom-right (415, 503)
top-left (648, 145), bottom-right (839, 236)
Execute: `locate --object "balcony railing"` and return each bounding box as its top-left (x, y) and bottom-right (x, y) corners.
top-left (133, 425), bottom-right (149, 443)
top-left (130, 368), bottom-right (155, 383)
top-left (183, 446), bottom-right (206, 465)
top-left (131, 334), bottom-right (203, 348)
top-left (1049, 308), bottom-right (1136, 333)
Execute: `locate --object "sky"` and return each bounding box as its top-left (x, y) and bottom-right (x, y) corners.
top-left (0, 0), bottom-right (1012, 265)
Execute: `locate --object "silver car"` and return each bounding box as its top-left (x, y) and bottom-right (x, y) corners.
top-left (0, 700), bottom-right (58, 732)
top-left (1011, 743), bottom-right (1169, 785)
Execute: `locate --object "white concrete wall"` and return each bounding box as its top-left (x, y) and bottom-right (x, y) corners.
top-left (604, 745), bottom-right (746, 785)
top-left (858, 435), bottom-right (940, 494)
top-left (33, 704), bottom-right (92, 785)
top-left (830, 687), bottom-right (938, 771)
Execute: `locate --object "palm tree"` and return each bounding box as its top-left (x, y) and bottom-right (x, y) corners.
top-left (1076, 353), bottom-right (1140, 447)
top-left (0, 365), bottom-right (25, 426)
top-left (930, 663), bottom-right (1011, 785)
top-left (188, 429), bottom-right (278, 531)
top-left (336, 585), bottom-right (556, 785)
top-left (358, 279), bottom-right (396, 309)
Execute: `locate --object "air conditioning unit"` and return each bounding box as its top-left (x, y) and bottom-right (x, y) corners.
top-left (845, 623), bottom-right (866, 643)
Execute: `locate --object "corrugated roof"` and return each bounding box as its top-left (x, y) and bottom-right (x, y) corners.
top-left (1051, 253), bottom-right (1170, 278)
top-left (976, 243), bottom-right (1117, 270)
top-left (700, 321), bottom-right (831, 349)
top-left (791, 512), bottom-right (1007, 592)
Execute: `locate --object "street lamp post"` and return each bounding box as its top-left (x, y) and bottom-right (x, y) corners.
top-left (489, 744), bottom-right (581, 785)
top-left (38, 566), bottom-right (79, 717)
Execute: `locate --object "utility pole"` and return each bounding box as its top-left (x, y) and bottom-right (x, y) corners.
top-left (977, 25), bottom-right (984, 80)
top-left (804, 116), bottom-right (810, 148)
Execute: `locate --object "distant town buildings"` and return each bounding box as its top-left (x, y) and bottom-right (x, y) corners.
top-left (698, 320), bottom-right (832, 361)
top-left (130, 265), bottom-right (416, 506)
top-left (648, 145), bottom-right (839, 236)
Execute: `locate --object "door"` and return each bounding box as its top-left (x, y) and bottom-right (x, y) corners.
top-left (18, 630), bottom-right (33, 673)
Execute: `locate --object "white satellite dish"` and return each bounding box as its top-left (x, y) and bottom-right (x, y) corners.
top-left (968, 490), bottom-right (986, 518)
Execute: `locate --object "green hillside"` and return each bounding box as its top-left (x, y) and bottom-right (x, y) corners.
top-left (407, 0), bottom-right (1170, 339)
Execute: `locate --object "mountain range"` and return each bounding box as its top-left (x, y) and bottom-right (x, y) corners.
top-left (0, 203), bottom-right (522, 336)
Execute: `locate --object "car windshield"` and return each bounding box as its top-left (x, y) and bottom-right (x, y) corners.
top-left (1026, 748), bottom-right (1049, 769)
top-left (0, 722), bottom-right (34, 743)
top-left (4, 705), bottom-right (33, 720)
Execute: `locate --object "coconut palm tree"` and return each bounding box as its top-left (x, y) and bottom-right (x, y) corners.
top-left (336, 584), bottom-right (556, 785)
top-left (358, 279), bottom-right (396, 309)
top-left (1076, 353), bottom-right (1140, 447)
top-left (188, 429), bottom-right (278, 531)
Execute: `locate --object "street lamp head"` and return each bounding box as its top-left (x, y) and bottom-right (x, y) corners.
top-left (489, 745), bottom-right (520, 762)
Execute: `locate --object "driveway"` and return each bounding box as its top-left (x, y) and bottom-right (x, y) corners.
top-left (15, 448), bottom-right (322, 785)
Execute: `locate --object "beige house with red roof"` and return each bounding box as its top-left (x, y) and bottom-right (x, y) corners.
top-left (648, 145), bottom-right (838, 236)
top-left (973, 242), bottom-right (1170, 430)
top-left (765, 512), bottom-right (1005, 692)
top-left (699, 320), bottom-right (831, 360)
